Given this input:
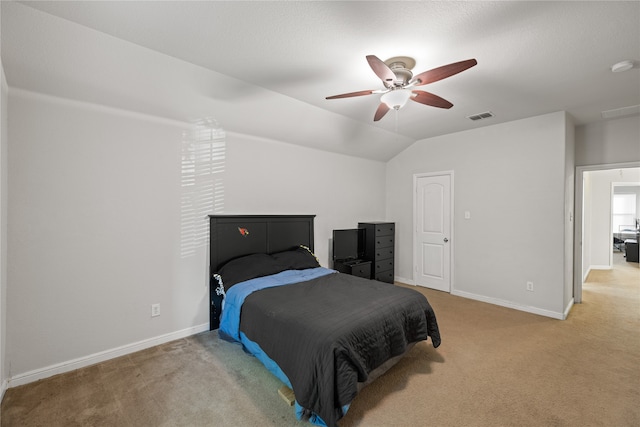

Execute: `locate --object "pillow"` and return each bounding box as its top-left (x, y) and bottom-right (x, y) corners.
top-left (216, 253), bottom-right (281, 291)
top-left (216, 246), bottom-right (320, 291)
top-left (271, 246), bottom-right (320, 270)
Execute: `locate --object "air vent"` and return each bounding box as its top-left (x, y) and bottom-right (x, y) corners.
top-left (601, 105), bottom-right (640, 119)
top-left (467, 111), bottom-right (494, 121)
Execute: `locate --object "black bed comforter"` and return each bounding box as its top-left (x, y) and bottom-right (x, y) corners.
top-left (239, 272), bottom-right (440, 427)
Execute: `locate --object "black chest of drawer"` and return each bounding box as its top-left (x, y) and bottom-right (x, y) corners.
top-left (358, 222), bottom-right (395, 283)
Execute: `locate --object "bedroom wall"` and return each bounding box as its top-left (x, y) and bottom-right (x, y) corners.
top-left (575, 115), bottom-right (640, 166)
top-left (2, 0), bottom-right (388, 386)
top-left (6, 90), bottom-right (385, 384)
top-left (386, 111), bottom-right (571, 318)
top-left (222, 132), bottom-right (386, 261)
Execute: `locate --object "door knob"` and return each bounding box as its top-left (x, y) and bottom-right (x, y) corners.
top-left (443, 238), bottom-right (449, 242)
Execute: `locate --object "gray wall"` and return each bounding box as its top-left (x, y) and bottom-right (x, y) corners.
top-left (7, 90), bottom-right (385, 383)
top-left (386, 112), bottom-right (572, 318)
top-left (3, 2), bottom-right (389, 385)
top-left (575, 115), bottom-right (640, 166)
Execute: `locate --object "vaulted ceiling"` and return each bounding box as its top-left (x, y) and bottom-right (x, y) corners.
top-left (2, 1), bottom-right (639, 161)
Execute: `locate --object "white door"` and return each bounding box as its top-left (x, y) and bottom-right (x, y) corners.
top-left (414, 173), bottom-right (451, 292)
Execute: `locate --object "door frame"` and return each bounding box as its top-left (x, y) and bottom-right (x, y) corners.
top-left (413, 170), bottom-right (454, 292)
top-left (574, 161), bottom-right (640, 303)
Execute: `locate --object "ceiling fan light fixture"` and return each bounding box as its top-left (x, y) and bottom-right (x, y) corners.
top-left (381, 89), bottom-right (411, 110)
top-left (611, 60), bottom-right (634, 73)
top-left (326, 55), bottom-right (477, 121)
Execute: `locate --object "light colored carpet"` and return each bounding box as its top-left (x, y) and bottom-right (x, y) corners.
top-left (2, 253), bottom-right (638, 426)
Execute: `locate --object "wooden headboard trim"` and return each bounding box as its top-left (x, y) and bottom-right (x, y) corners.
top-left (208, 214), bottom-right (315, 329)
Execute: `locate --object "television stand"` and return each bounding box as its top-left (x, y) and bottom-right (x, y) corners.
top-left (333, 259), bottom-right (372, 279)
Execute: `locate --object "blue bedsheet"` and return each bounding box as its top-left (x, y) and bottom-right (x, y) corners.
top-left (218, 267), bottom-right (340, 426)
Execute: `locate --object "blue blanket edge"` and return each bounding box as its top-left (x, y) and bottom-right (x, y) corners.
top-left (218, 267), bottom-right (350, 426)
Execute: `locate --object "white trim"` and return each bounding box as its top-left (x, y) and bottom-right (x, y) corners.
top-left (401, 281), bottom-right (572, 320)
top-left (451, 290), bottom-right (566, 320)
top-left (575, 161), bottom-right (640, 303)
top-left (563, 298), bottom-right (575, 320)
top-left (394, 275), bottom-right (415, 286)
top-left (590, 265), bottom-right (613, 271)
top-left (8, 88), bottom-right (193, 129)
top-left (608, 182), bottom-right (614, 269)
top-left (1, 66), bottom-right (7, 93)
top-left (1, 59), bottom-right (7, 405)
top-left (0, 379), bottom-right (7, 402)
top-left (412, 170), bottom-right (454, 293)
top-left (7, 323), bottom-right (209, 388)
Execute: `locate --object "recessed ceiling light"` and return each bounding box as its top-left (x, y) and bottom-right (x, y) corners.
top-left (611, 60), bottom-right (634, 73)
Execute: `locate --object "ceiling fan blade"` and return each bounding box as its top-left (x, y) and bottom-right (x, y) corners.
top-left (326, 90), bottom-right (376, 99)
top-left (366, 55), bottom-right (396, 84)
top-left (374, 103), bottom-right (390, 121)
top-left (411, 90), bottom-right (453, 109)
top-left (412, 59), bottom-right (477, 86)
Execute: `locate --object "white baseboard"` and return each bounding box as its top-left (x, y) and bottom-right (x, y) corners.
top-left (590, 265), bottom-right (612, 271)
top-left (563, 298), bottom-right (575, 320)
top-left (451, 290), bottom-right (565, 320)
top-left (394, 276), bottom-right (414, 285)
top-left (0, 378), bottom-right (7, 403)
top-left (396, 277), bottom-right (568, 320)
top-left (8, 323), bottom-right (209, 388)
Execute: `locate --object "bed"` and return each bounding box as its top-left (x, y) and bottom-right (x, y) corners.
top-left (209, 214), bottom-right (441, 427)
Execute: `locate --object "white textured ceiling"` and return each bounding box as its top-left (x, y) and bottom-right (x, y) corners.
top-left (2, 1), bottom-right (639, 161)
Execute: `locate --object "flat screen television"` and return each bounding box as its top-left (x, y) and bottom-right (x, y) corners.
top-left (332, 228), bottom-right (364, 261)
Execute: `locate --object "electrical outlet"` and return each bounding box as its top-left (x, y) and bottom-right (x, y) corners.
top-left (526, 281), bottom-right (534, 292)
top-left (151, 303), bottom-right (160, 317)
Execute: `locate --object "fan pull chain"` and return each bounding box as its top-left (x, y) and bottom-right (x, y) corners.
top-left (394, 108), bottom-right (399, 133)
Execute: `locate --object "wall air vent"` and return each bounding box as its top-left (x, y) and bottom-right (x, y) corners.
top-left (467, 111), bottom-right (494, 121)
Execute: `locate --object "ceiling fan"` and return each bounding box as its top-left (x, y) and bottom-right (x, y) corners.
top-left (326, 55), bottom-right (477, 121)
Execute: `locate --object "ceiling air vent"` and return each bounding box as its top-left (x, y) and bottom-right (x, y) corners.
top-left (467, 111), bottom-right (494, 121)
top-left (601, 105), bottom-right (640, 119)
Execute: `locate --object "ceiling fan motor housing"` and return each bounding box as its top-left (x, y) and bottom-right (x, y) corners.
top-left (384, 56), bottom-right (416, 87)
top-left (389, 67), bottom-right (413, 87)
top-left (383, 62), bottom-right (412, 87)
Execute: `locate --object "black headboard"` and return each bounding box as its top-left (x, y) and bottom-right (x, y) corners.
top-left (208, 215), bottom-right (315, 329)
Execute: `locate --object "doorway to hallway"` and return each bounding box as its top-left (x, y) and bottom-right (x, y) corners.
top-left (575, 162), bottom-right (640, 303)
